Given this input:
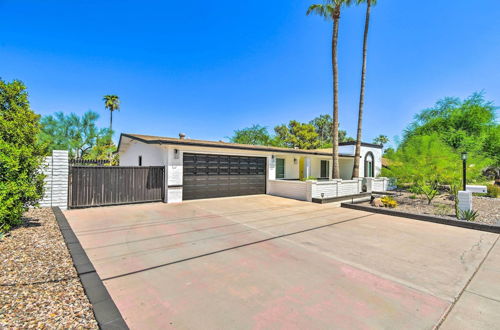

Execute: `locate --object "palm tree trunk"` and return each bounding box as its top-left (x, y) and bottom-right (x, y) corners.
top-left (331, 7), bottom-right (341, 179)
top-left (109, 110), bottom-right (113, 163)
top-left (110, 110), bottom-right (113, 133)
top-left (352, 0), bottom-right (371, 179)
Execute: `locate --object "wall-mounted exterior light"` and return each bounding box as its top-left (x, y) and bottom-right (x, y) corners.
top-left (174, 149), bottom-right (180, 159)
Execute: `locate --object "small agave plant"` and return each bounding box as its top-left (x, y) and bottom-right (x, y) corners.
top-left (459, 209), bottom-right (479, 222)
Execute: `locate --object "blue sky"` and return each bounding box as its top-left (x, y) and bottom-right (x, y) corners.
top-left (1, 0), bottom-right (499, 146)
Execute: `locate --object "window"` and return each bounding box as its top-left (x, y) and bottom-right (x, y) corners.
top-left (138, 156), bottom-right (142, 166)
top-left (276, 158), bottom-right (285, 179)
top-left (320, 160), bottom-right (329, 178)
top-left (364, 152), bottom-right (374, 177)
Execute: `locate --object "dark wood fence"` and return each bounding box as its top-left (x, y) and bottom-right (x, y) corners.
top-left (68, 166), bottom-right (165, 208)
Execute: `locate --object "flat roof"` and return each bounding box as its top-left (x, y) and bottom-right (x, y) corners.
top-left (119, 133), bottom-right (380, 157)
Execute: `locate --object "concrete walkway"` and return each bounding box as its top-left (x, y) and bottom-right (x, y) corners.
top-left (65, 195), bottom-right (500, 329)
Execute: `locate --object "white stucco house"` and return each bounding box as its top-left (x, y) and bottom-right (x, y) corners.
top-left (117, 133), bottom-right (388, 203)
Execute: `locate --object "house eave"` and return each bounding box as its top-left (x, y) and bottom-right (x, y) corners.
top-left (119, 133), bottom-right (356, 158)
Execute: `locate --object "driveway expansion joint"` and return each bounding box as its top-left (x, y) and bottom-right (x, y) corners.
top-left (465, 290), bottom-right (500, 304)
top-left (436, 234), bottom-right (500, 328)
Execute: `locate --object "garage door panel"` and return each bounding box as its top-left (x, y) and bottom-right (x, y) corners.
top-left (183, 153), bottom-right (266, 200)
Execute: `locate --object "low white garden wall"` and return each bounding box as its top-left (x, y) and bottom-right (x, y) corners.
top-left (268, 178), bottom-right (364, 202)
top-left (267, 180), bottom-right (308, 201)
top-left (365, 177), bottom-right (390, 192)
top-left (39, 150), bottom-right (69, 210)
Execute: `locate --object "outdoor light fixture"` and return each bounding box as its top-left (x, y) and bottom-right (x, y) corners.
top-left (321, 193), bottom-right (325, 199)
top-left (174, 148), bottom-right (179, 159)
top-left (461, 152), bottom-right (468, 191)
top-left (271, 155), bottom-right (275, 160)
top-left (294, 158), bottom-right (297, 164)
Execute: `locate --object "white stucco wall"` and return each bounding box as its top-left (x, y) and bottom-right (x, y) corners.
top-left (119, 141), bottom-right (167, 166)
top-left (310, 157), bottom-right (332, 179)
top-left (359, 146), bottom-right (383, 178)
top-left (339, 158), bottom-right (354, 180)
top-left (339, 144), bottom-right (355, 155)
top-left (274, 155), bottom-right (300, 180)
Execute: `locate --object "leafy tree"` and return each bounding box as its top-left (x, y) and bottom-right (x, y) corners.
top-left (383, 134), bottom-right (488, 203)
top-left (0, 79), bottom-right (45, 232)
top-left (309, 114), bottom-right (350, 147)
top-left (229, 125), bottom-right (273, 145)
top-left (39, 111), bottom-right (112, 159)
top-left (307, 0), bottom-right (353, 178)
top-left (403, 92), bottom-right (498, 166)
top-left (373, 134), bottom-right (389, 145)
top-left (310, 114), bottom-right (332, 146)
top-left (103, 94), bottom-right (120, 133)
top-left (274, 120), bottom-right (320, 150)
top-left (352, 0), bottom-right (376, 179)
top-left (84, 131), bottom-right (119, 165)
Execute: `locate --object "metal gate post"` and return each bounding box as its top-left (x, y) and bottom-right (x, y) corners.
top-left (163, 165), bottom-right (168, 203)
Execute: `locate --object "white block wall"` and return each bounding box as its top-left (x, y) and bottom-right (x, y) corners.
top-left (366, 177), bottom-right (390, 192)
top-left (338, 180), bottom-right (362, 196)
top-left (458, 191), bottom-right (473, 214)
top-left (268, 180), bottom-right (308, 201)
top-left (269, 178), bottom-right (364, 202)
top-left (39, 150), bottom-right (69, 210)
top-left (311, 180), bottom-right (342, 199)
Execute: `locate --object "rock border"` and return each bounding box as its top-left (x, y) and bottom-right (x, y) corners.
top-left (52, 207), bottom-right (128, 329)
top-left (341, 202), bottom-right (500, 234)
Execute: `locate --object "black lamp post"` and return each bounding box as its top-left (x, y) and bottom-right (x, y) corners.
top-left (461, 152), bottom-right (468, 191)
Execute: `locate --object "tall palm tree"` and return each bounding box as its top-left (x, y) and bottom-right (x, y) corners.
top-left (352, 0), bottom-right (376, 178)
top-left (307, 0), bottom-right (351, 179)
top-left (103, 95), bottom-right (120, 134)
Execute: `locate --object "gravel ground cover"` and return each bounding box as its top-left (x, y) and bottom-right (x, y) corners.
top-left (0, 208), bottom-right (98, 328)
top-left (366, 191), bottom-right (500, 225)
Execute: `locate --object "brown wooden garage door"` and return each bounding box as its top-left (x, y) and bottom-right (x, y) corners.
top-left (183, 153), bottom-right (266, 200)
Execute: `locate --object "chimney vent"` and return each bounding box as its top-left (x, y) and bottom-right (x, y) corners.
top-left (179, 133), bottom-right (186, 140)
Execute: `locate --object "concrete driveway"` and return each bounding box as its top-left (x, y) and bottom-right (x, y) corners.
top-left (65, 195), bottom-right (500, 329)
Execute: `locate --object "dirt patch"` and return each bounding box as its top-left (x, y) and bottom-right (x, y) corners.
top-left (366, 192), bottom-right (499, 225)
top-left (0, 208), bottom-right (98, 328)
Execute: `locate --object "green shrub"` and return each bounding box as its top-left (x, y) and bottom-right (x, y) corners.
top-left (381, 196), bottom-right (397, 208)
top-left (419, 183), bottom-right (439, 205)
top-left (0, 79), bottom-right (45, 233)
top-left (486, 184), bottom-right (500, 198)
top-left (409, 194), bottom-right (417, 199)
top-left (301, 176), bottom-right (317, 181)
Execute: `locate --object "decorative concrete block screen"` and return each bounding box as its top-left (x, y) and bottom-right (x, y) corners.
top-left (39, 150), bottom-right (69, 210)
